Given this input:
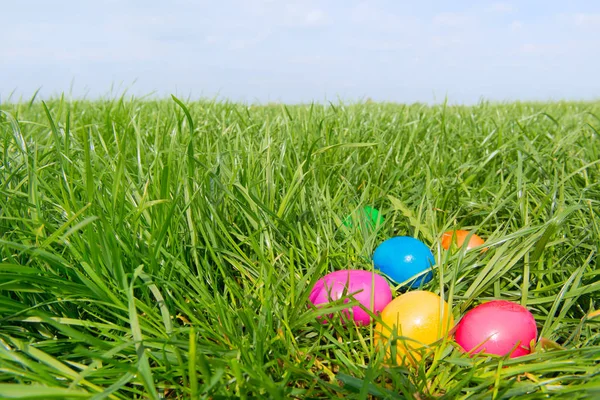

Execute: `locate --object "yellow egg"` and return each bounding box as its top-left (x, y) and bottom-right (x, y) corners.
top-left (374, 291), bottom-right (454, 365)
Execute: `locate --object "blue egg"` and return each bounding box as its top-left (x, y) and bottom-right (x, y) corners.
top-left (373, 236), bottom-right (435, 287)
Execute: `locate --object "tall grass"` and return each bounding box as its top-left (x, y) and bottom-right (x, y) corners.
top-left (0, 96), bottom-right (599, 399)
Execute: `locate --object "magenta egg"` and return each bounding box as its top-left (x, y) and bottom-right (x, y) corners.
top-left (455, 300), bottom-right (538, 358)
top-left (308, 270), bottom-right (393, 325)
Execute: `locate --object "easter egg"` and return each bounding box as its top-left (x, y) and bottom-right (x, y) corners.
top-left (342, 206), bottom-right (383, 230)
top-left (455, 300), bottom-right (537, 358)
top-left (308, 269), bottom-right (393, 325)
top-left (373, 236), bottom-right (435, 287)
top-left (375, 291), bottom-right (454, 365)
top-left (441, 230), bottom-right (485, 251)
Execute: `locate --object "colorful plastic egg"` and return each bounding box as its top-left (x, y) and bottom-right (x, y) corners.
top-left (373, 236), bottom-right (435, 287)
top-left (441, 230), bottom-right (485, 251)
top-left (375, 291), bottom-right (454, 365)
top-left (455, 300), bottom-right (537, 358)
top-left (342, 206), bottom-right (384, 230)
top-left (308, 269), bottom-right (393, 325)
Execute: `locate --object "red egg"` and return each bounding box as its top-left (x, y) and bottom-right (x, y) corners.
top-left (455, 300), bottom-right (537, 358)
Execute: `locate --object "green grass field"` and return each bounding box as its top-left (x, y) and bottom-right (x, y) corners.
top-left (0, 97), bottom-right (599, 399)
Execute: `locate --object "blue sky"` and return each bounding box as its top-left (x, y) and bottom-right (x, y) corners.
top-left (1, 0), bottom-right (599, 104)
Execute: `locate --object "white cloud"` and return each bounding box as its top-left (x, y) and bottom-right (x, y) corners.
top-left (520, 43), bottom-right (537, 53)
top-left (244, 1), bottom-right (328, 28)
top-left (349, 2), bottom-right (380, 23)
top-left (432, 12), bottom-right (472, 27)
top-left (303, 9), bottom-right (326, 26)
top-left (228, 31), bottom-right (272, 50)
top-left (1, 45), bottom-right (157, 64)
top-left (572, 13), bottom-right (600, 28)
top-left (351, 39), bottom-right (413, 51)
top-left (511, 20), bottom-right (523, 31)
top-left (520, 43), bottom-right (565, 56)
top-left (349, 2), bottom-right (421, 33)
top-left (431, 35), bottom-right (463, 48)
top-left (287, 55), bottom-right (340, 65)
top-left (204, 35), bottom-right (220, 45)
top-left (487, 3), bottom-right (515, 14)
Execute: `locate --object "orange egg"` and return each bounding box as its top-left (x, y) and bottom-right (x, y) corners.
top-left (374, 291), bottom-right (454, 365)
top-left (441, 230), bottom-right (485, 251)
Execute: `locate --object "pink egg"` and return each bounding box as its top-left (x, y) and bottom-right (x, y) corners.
top-left (308, 270), bottom-right (393, 325)
top-left (455, 300), bottom-right (538, 358)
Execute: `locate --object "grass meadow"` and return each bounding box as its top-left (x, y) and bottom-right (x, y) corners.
top-left (0, 97), bottom-right (599, 399)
